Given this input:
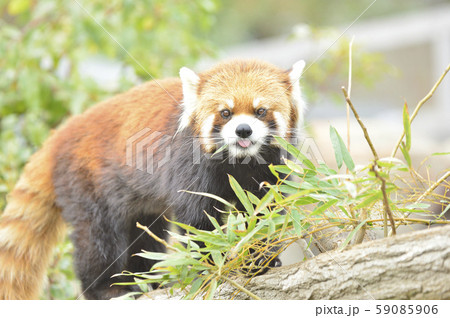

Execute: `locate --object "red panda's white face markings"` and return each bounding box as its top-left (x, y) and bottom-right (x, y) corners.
top-left (178, 59), bottom-right (306, 158)
top-left (273, 111), bottom-right (288, 138)
top-left (224, 99), bottom-right (234, 110)
top-left (221, 113), bottom-right (270, 158)
top-left (200, 114), bottom-right (216, 153)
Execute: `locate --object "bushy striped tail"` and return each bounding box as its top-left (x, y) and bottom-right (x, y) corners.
top-left (0, 147), bottom-right (65, 300)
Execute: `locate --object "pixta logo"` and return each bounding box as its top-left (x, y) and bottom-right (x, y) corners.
top-left (126, 128), bottom-right (325, 174)
top-left (126, 128), bottom-right (172, 174)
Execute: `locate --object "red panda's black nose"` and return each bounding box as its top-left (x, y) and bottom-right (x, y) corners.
top-left (235, 124), bottom-right (252, 138)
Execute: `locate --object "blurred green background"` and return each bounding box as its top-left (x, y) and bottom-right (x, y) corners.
top-left (1, 0), bottom-right (449, 299)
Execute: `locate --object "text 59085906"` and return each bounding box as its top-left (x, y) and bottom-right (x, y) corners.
top-left (375, 304), bottom-right (438, 315)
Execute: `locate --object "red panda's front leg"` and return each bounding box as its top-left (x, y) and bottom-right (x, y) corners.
top-left (68, 210), bottom-right (137, 300)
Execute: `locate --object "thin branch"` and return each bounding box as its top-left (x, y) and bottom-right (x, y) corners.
top-left (371, 165), bottom-right (396, 236)
top-left (342, 87), bottom-right (396, 235)
top-left (416, 171), bottom-right (450, 204)
top-left (369, 217), bottom-right (450, 226)
top-left (341, 88), bottom-right (398, 235)
top-left (389, 170), bottom-right (450, 235)
top-left (391, 63), bottom-right (450, 157)
top-left (136, 222), bottom-right (177, 252)
top-left (346, 36), bottom-right (355, 154)
top-left (342, 87), bottom-right (379, 161)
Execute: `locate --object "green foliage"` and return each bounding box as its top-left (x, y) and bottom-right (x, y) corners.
top-left (400, 103), bottom-right (412, 167)
top-left (121, 126), bottom-right (449, 299)
top-left (0, 0), bottom-right (219, 194)
top-left (329, 126), bottom-right (355, 171)
top-left (297, 34), bottom-right (394, 103)
top-left (0, 0), bottom-right (219, 299)
top-left (41, 238), bottom-right (80, 300)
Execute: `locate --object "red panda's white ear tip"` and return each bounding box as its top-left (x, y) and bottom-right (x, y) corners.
top-left (179, 67), bottom-right (200, 85)
top-left (293, 60), bottom-right (306, 72)
top-left (289, 60), bottom-right (306, 82)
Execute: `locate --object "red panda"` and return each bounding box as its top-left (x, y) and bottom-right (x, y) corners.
top-left (0, 59), bottom-right (306, 299)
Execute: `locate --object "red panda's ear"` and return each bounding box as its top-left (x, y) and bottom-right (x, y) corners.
top-left (178, 67), bottom-right (200, 132)
top-left (288, 60), bottom-right (306, 129)
top-left (288, 60), bottom-right (305, 93)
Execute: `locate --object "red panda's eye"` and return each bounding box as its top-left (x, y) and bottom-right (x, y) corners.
top-left (256, 108), bottom-right (267, 117)
top-left (221, 109), bottom-right (231, 119)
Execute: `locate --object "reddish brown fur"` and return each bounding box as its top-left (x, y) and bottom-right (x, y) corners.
top-left (0, 78), bottom-right (183, 299)
top-left (0, 59), bottom-right (299, 299)
top-left (192, 60), bottom-right (295, 136)
top-left (0, 139), bottom-right (65, 299)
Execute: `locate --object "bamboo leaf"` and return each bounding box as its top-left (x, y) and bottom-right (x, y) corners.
top-left (155, 256), bottom-right (202, 268)
top-left (134, 251), bottom-right (168, 261)
top-left (354, 191), bottom-right (383, 209)
top-left (330, 126), bottom-right (343, 169)
top-left (432, 152), bottom-right (450, 156)
top-left (403, 102), bottom-right (411, 151)
top-left (134, 278), bottom-right (149, 293)
top-left (254, 189), bottom-right (274, 214)
top-left (210, 250), bottom-right (224, 267)
top-left (211, 143), bottom-right (228, 158)
top-left (234, 222), bottom-right (265, 251)
top-left (268, 164), bottom-right (280, 178)
top-left (246, 191), bottom-right (261, 206)
top-left (310, 199), bottom-right (338, 216)
top-left (278, 184), bottom-right (300, 194)
top-left (180, 190), bottom-right (235, 209)
top-left (290, 208), bottom-right (304, 236)
top-left (272, 164), bottom-right (294, 175)
top-left (267, 218), bottom-right (276, 235)
top-left (276, 189), bottom-right (317, 205)
top-left (329, 126), bottom-right (355, 171)
top-left (273, 135), bottom-right (315, 169)
top-left (228, 174), bottom-right (254, 214)
top-left (188, 278), bottom-right (204, 299)
top-left (400, 142), bottom-right (412, 168)
top-left (204, 213), bottom-right (224, 234)
top-left (284, 158), bottom-right (304, 174)
top-left (205, 279), bottom-right (218, 300)
top-left (226, 214), bottom-right (237, 243)
top-left (339, 219), bottom-right (368, 251)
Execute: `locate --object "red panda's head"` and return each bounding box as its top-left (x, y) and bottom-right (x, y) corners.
top-left (177, 59), bottom-right (306, 158)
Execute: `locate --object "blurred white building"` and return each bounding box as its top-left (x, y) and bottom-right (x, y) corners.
top-left (205, 4), bottom-right (450, 174)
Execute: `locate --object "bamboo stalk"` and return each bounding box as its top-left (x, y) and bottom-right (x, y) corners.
top-left (371, 165), bottom-right (396, 236)
top-left (342, 87), bottom-right (379, 161)
top-left (341, 87), bottom-right (397, 235)
top-left (346, 36), bottom-right (355, 154)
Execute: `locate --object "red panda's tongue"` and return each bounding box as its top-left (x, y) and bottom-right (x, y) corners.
top-left (238, 139), bottom-right (252, 148)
